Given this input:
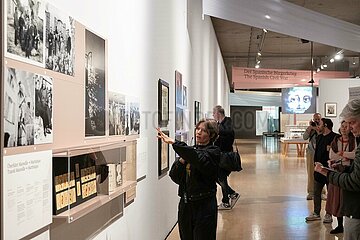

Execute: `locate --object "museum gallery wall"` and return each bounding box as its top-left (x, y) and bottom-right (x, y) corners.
top-left (2, 0), bottom-right (139, 239)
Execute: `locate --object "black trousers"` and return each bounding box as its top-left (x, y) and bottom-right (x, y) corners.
top-left (217, 168), bottom-right (235, 204)
top-left (178, 196), bottom-right (217, 240)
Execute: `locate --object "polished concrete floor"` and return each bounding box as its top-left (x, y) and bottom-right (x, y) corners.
top-left (167, 138), bottom-right (343, 240)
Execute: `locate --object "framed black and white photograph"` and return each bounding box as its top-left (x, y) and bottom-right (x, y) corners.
top-left (175, 107), bottom-right (183, 131)
top-left (85, 29), bottom-right (106, 137)
top-left (44, 3), bottom-right (75, 76)
top-left (5, 0), bottom-right (45, 66)
top-left (194, 101), bottom-right (201, 125)
top-left (158, 130), bottom-right (169, 178)
top-left (34, 74), bottom-right (53, 144)
top-left (4, 67), bottom-right (35, 147)
top-left (325, 102), bottom-right (337, 117)
top-left (129, 102), bottom-right (140, 135)
top-left (158, 79), bottom-right (169, 127)
top-left (108, 91), bottom-right (126, 136)
top-left (175, 70), bottom-right (182, 106)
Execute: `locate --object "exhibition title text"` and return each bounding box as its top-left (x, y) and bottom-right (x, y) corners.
top-left (243, 69), bottom-right (297, 80)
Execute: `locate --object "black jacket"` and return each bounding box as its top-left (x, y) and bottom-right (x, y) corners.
top-left (169, 141), bottom-right (220, 201)
top-left (314, 131), bottom-right (337, 184)
top-left (214, 117), bottom-right (235, 152)
top-left (328, 144), bottom-right (360, 219)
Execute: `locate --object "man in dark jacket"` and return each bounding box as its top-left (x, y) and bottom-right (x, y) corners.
top-left (306, 118), bottom-right (337, 222)
top-left (213, 105), bottom-right (239, 209)
top-left (315, 99), bottom-right (360, 240)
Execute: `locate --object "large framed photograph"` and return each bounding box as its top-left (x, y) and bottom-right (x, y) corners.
top-left (325, 102), bottom-right (337, 117)
top-left (158, 79), bottom-right (169, 127)
top-left (5, 0), bottom-right (45, 66)
top-left (44, 3), bottom-right (75, 76)
top-left (85, 29), bottom-right (106, 137)
top-left (158, 130), bottom-right (169, 178)
top-left (4, 67), bottom-right (53, 147)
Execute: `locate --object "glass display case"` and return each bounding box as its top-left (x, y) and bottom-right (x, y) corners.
top-left (52, 140), bottom-right (137, 223)
top-left (284, 125), bottom-right (308, 139)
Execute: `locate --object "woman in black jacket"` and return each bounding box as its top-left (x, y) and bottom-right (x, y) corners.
top-left (157, 119), bottom-right (220, 240)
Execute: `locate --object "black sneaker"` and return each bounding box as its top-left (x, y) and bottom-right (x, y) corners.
top-left (218, 202), bottom-right (231, 210)
top-left (229, 193), bottom-right (240, 200)
top-left (330, 226), bottom-right (344, 234)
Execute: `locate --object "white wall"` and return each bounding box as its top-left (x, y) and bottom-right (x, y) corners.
top-left (45, 0), bottom-right (229, 239)
top-left (319, 78), bottom-right (360, 132)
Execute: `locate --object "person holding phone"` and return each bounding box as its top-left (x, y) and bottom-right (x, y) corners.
top-left (157, 119), bottom-right (220, 240)
top-left (303, 113), bottom-right (321, 200)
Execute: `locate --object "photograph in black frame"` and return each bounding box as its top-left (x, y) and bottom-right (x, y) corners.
top-left (194, 101), bottom-right (201, 125)
top-left (158, 79), bottom-right (169, 127)
top-left (158, 130), bottom-right (170, 178)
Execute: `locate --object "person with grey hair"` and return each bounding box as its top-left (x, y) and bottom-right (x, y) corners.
top-left (157, 119), bottom-right (220, 240)
top-left (315, 98), bottom-right (360, 239)
top-left (213, 105), bottom-right (239, 209)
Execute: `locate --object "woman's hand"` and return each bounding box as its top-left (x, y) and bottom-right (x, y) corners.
top-left (314, 162), bottom-right (328, 176)
top-left (156, 128), bottom-right (175, 144)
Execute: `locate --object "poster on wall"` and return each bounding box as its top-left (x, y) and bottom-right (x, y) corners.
top-left (5, 0), bottom-right (45, 66)
top-left (194, 101), bottom-right (201, 125)
top-left (4, 67), bottom-right (53, 147)
top-left (3, 150), bottom-right (53, 240)
top-left (85, 29), bottom-right (105, 137)
top-left (44, 3), bottom-right (75, 76)
top-left (108, 91), bottom-right (126, 136)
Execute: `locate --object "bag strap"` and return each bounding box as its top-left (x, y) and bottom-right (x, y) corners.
top-left (234, 142), bottom-right (239, 153)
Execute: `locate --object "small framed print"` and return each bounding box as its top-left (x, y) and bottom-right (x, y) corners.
top-left (325, 103), bottom-right (337, 117)
top-left (194, 101), bottom-right (201, 125)
top-left (158, 130), bottom-right (170, 178)
top-left (158, 79), bottom-right (170, 127)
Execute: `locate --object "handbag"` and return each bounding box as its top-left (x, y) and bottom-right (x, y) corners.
top-left (219, 145), bottom-right (242, 172)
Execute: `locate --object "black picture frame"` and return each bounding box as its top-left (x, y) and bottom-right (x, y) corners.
top-left (158, 130), bottom-right (170, 178)
top-left (158, 79), bottom-right (169, 127)
top-left (194, 101), bottom-right (201, 125)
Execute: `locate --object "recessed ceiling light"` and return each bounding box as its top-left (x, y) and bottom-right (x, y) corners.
top-left (265, 15), bottom-right (271, 19)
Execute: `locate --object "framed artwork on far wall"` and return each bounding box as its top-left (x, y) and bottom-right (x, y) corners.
top-left (158, 130), bottom-right (170, 178)
top-left (325, 102), bottom-right (337, 117)
top-left (194, 101), bottom-right (201, 125)
top-left (158, 79), bottom-right (169, 127)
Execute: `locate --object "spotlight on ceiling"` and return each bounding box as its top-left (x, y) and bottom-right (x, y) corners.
top-left (263, 29), bottom-right (268, 33)
top-left (265, 15), bottom-right (271, 19)
top-left (330, 58), bottom-right (335, 63)
top-left (300, 39), bottom-right (310, 44)
top-left (334, 54), bottom-right (343, 60)
top-left (255, 64), bottom-right (260, 69)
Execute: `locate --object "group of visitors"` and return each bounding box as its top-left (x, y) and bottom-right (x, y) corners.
top-left (156, 98), bottom-right (360, 240)
top-left (305, 99), bottom-right (360, 239)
